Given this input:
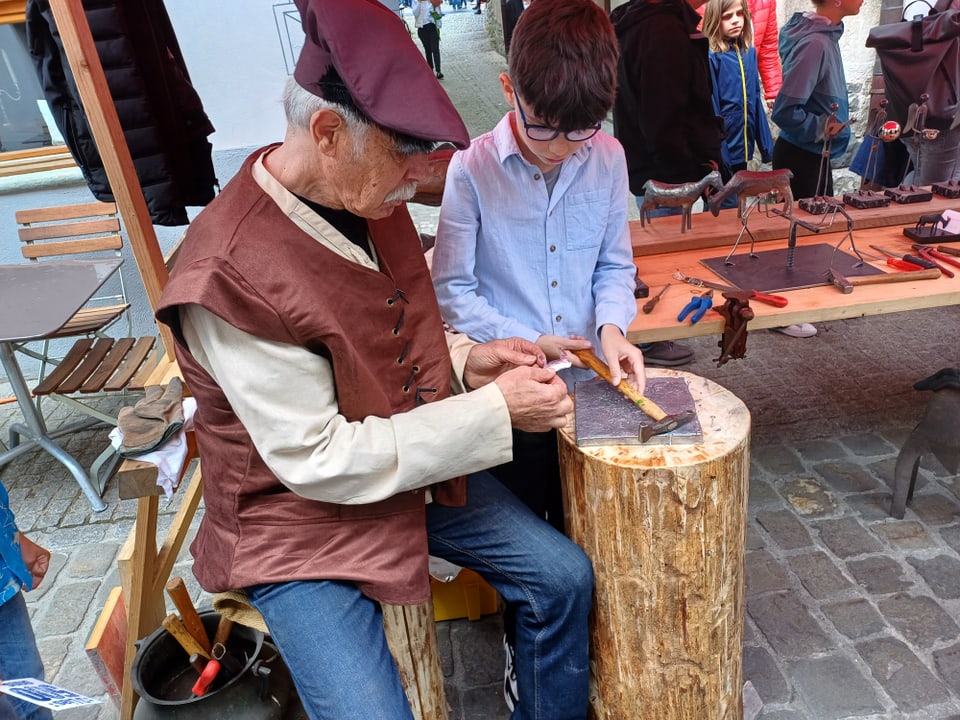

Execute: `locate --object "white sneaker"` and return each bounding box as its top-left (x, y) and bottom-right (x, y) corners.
top-left (773, 323), bottom-right (817, 338)
top-left (503, 633), bottom-right (519, 711)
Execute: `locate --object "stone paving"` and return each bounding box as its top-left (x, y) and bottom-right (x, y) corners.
top-left (2, 7), bottom-right (960, 720)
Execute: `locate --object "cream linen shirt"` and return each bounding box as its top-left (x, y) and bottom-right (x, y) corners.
top-left (178, 151), bottom-right (513, 505)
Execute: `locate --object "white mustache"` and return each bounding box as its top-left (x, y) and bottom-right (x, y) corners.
top-left (384, 183), bottom-right (418, 203)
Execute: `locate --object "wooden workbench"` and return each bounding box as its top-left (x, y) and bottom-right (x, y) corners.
top-left (627, 197), bottom-right (960, 345)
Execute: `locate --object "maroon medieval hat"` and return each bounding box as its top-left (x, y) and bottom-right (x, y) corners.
top-left (293, 0), bottom-right (470, 149)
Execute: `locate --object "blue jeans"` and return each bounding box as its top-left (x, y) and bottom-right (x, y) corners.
top-left (0, 593), bottom-right (53, 720)
top-left (901, 126), bottom-right (960, 186)
top-left (247, 472), bottom-right (593, 720)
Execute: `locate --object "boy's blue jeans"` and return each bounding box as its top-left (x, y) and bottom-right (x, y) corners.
top-left (0, 592), bottom-right (54, 720)
top-left (247, 471), bottom-right (593, 720)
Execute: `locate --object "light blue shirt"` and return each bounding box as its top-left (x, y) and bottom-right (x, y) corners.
top-left (432, 113), bottom-right (637, 386)
top-left (1, 483), bottom-right (32, 606)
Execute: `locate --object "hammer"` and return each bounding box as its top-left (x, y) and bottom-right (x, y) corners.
top-left (826, 267), bottom-right (941, 294)
top-left (569, 348), bottom-right (695, 442)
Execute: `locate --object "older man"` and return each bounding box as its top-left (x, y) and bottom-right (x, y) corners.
top-left (155, 0), bottom-right (593, 718)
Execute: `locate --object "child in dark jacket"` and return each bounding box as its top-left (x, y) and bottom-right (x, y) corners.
top-left (703, 0), bottom-right (774, 179)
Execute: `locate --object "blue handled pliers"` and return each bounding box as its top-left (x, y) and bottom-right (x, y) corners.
top-left (677, 289), bottom-right (714, 324)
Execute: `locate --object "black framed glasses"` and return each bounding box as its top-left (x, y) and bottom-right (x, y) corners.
top-left (513, 91), bottom-right (601, 143)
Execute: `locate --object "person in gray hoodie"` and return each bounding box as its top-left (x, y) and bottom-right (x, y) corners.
top-left (770, 0), bottom-right (862, 198)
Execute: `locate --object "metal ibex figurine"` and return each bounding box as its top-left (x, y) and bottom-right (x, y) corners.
top-left (639, 170), bottom-right (723, 233)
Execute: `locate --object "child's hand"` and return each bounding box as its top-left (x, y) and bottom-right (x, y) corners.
top-left (535, 334), bottom-right (592, 362)
top-left (599, 325), bottom-right (646, 393)
top-left (18, 532), bottom-right (51, 590)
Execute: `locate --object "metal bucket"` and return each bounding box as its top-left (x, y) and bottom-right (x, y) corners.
top-left (131, 610), bottom-right (293, 720)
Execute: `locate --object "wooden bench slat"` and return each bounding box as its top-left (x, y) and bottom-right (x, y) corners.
top-left (101, 338), bottom-right (157, 393)
top-left (52, 305), bottom-right (129, 338)
top-left (19, 219), bottom-right (120, 243)
top-left (21, 235), bottom-right (123, 259)
top-left (45, 338), bottom-right (114, 395)
top-left (79, 338), bottom-right (136, 393)
top-left (15, 201), bottom-right (118, 224)
top-left (32, 338), bottom-right (96, 395)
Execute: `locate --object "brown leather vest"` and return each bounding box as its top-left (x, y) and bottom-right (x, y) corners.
top-left (157, 147), bottom-right (466, 603)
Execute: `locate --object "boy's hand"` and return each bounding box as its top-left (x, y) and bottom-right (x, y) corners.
top-left (464, 338), bottom-right (546, 389)
top-left (536, 334), bottom-right (592, 362)
top-left (18, 532), bottom-right (51, 590)
top-left (598, 324), bottom-right (646, 394)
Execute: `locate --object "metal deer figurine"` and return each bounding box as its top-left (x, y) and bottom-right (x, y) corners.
top-left (639, 170), bottom-right (723, 233)
top-left (708, 168), bottom-right (795, 218)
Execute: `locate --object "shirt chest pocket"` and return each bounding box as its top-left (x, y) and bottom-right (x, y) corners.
top-left (562, 190), bottom-right (608, 251)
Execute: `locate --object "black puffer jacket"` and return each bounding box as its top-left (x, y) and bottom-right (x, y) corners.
top-left (27, 0), bottom-right (217, 226)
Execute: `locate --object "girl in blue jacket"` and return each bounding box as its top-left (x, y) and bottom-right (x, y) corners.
top-left (703, 0), bottom-right (774, 181)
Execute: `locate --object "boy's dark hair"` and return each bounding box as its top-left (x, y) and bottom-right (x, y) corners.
top-left (508, 0), bottom-right (619, 131)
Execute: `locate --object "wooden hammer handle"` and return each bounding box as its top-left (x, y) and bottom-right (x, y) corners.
top-left (849, 267), bottom-right (941, 285)
top-left (162, 613), bottom-right (211, 660)
top-left (569, 348), bottom-right (667, 421)
top-left (166, 577), bottom-right (212, 655)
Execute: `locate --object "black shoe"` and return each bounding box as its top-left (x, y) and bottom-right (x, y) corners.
top-left (436, 72), bottom-right (444, 79)
top-left (638, 340), bottom-right (694, 367)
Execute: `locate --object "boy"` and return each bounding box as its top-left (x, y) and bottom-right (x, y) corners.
top-left (431, 1), bottom-right (642, 706)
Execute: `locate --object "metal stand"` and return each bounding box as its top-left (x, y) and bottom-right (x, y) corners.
top-left (0, 342), bottom-right (108, 512)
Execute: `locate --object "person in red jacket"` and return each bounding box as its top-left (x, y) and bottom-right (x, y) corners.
top-left (750, 0), bottom-right (782, 109)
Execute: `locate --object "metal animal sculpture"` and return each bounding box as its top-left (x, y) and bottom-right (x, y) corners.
top-left (708, 168), bottom-right (795, 218)
top-left (639, 170), bottom-right (723, 233)
top-left (891, 368), bottom-right (960, 518)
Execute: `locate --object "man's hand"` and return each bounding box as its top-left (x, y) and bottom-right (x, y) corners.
top-left (598, 325), bottom-right (646, 394)
top-left (463, 337), bottom-right (546, 389)
top-left (18, 532), bottom-right (51, 590)
top-left (494, 365), bottom-right (573, 432)
top-left (536, 334), bottom-right (592, 362)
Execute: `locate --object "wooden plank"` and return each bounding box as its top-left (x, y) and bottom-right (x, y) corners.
top-left (19, 219), bottom-right (120, 243)
top-left (101, 337), bottom-right (157, 392)
top-left (85, 586), bottom-right (126, 707)
top-left (627, 223), bottom-right (960, 344)
top-left (52, 338), bottom-right (114, 394)
top-left (79, 338), bottom-right (136, 393)
top-left (21, 236), bottom-right (123, 259)
top-left (54, 305), bottom-right (129, 337)
top-left (32, 338), bottom-right (95, 395)
top-left (631, 194), bottom-right (960, 257)
top-left (15, 201), bottom-right (118, 224)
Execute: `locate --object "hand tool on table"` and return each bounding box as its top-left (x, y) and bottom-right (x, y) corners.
top-left (166, 576), bottom-right (212, 655)
top-left (677, 289), bottom-right (714, 324)
top-left (910, 244), bottom-right (959, 278)
top-left (937, 245), bottom-right (960, 258)
top-left (569, 348), bottom-right (695, 442)
top-left (672, 270), bottom-right (788, 307)
top-left (826, 266), bottom-right (941, 294)
top-left (161, 613), bottom-right (212, 660)
top-left (868, 245), bottom-right (937, 270)
top-left (641, 284), bottom-right (670, 314)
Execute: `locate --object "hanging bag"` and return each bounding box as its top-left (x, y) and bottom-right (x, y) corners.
top-left (865, 0), bottom-right (960, 131)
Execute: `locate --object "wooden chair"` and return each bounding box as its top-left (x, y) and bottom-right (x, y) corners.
top-left (14, 200), bottom-right (160, 492)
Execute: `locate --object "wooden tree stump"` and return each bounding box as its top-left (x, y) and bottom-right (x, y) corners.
top-left (383, 601), bottom-right (449, 720)
top-left (558, 369), bottom-right (750, 720)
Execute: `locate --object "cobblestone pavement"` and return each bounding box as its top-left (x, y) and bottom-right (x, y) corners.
top-left (3, 8), bottom-right (960, 720)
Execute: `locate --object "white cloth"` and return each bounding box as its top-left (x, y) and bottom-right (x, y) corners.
top-left (109, 398), bottom-right (197, 498)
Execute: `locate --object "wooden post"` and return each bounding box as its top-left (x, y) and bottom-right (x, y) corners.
top-left (558, 369), bottom-right (750, 720)
top-left (383, 602), bottom-right (450, 720)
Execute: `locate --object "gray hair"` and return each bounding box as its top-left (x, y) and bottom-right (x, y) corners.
top-left (282, 77), bottom-right (435, 158)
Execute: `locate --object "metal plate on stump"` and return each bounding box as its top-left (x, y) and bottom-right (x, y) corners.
top-left (574, 376), bottom-right (703, 447)
top-left (699, 242), bottom-right (884, 293)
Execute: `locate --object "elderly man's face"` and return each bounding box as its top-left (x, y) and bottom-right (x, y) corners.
top-left (334, 124), bottom-right (432, 219)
